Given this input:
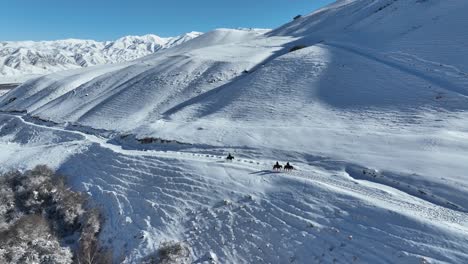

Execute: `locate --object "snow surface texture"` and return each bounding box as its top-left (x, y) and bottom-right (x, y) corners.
top-left (1, 114), bottom-right (467, 264)
top-left (0, 32), bottom-right (202, 83)
top-left (1, 0), bottom-right (468, 263)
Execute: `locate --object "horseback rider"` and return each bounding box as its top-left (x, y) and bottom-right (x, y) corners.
top-left (226, 153), bottom-right (234, 161)
top-left (284, 162), bottom-right (294, 171)
top-left (273, 161), bottom-right (282, 171)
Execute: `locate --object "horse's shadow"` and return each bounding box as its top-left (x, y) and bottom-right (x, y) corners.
top-left (250, 170), bottom-right (275, 176)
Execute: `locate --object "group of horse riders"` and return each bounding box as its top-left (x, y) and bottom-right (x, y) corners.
top-left (273, 161), bottom-right (294, 171)
top-left (226, 153), bottom-right (295, 171)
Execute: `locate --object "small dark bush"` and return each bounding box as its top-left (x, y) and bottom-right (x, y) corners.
top-left (138, 137), bottom-right (159, 144)
top-left (142, 241), bottom-right (190, 264)
top-left (293, 14), bottom-right (302, 20)
top-left (289, 45), bottom-right (307, 52)
top-left (6, 97), bottom-right (17, 105)
top-left (136, 136), bottom-right (186, 145)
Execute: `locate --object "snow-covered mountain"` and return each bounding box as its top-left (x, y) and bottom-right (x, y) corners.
top-left (2, 0), bottom-right (468, 263)
top-left (0, 32), bottom-right (202, 83)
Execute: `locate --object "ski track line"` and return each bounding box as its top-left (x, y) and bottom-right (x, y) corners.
top-left (3, 112), bottom-right (468, 230)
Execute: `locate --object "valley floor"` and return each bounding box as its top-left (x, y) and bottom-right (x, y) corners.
top-left (0, 112), bottom-right (467, 263)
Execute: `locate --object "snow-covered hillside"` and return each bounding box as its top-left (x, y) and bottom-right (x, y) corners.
top-left (0, 32), bottom-right (202, 83)
top-left (1, 0), bottom-right (468, 263)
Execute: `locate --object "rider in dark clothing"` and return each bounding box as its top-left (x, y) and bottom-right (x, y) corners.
top-left (226, 153), bottom-right (234, 160)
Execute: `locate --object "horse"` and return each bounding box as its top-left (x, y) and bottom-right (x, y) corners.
top-left (284, 163), bottom-right (294, 171)
top-left (226, 154), bottom-right (234, 161)
top-left (273, 163), bottom-right (283, 171)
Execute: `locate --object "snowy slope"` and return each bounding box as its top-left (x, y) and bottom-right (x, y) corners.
top-left (1, 0), bottom-right (468, 263)
top-left (1, 114), bottom-right (468, 263)
top-left (2, 0), bottom-right (467, 180)
top-left (0, 32), bottom-right (202, 83)
top-left (1, 113), bottom-right (467, 264)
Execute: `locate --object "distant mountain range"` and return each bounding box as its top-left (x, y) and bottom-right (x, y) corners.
top-left (0, 32), bottom-right (202, 83)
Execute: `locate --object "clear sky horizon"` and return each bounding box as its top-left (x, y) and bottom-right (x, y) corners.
top-left (1, 0), bottom-right (334, 41)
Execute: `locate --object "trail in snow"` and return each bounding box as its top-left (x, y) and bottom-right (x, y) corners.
top-left (5, 112), bottom-right (468, 226)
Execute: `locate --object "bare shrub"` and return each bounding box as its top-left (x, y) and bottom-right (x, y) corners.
top-left (48, 176), bottom-right (86, 236)
top-left (0, 172), bottom-right (18, 230)
top-left (76, 208), bottom-right (112, 264)
top-left (142, 241), bottom-right (190, 264)
top-left (0, 165), bottom-right (111, 264)
top-left (0, 214), bottom-right (73, 264)
top-left (4, 165), bottom-right (86, 236)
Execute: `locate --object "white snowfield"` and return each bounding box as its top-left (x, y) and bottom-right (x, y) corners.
top-left (0, 32), bottom-right (202, 83)
top-left (1, 0), bottom-right (468, 263)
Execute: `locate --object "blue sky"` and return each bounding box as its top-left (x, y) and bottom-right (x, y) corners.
top-left (1, 0), bottom-right (334, 41)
